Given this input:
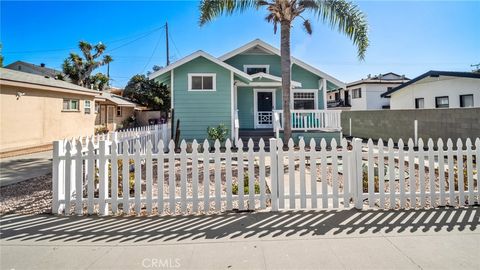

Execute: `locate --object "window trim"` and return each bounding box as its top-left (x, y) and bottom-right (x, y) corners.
top-left (351, 88), bottom-right (362, 99)
top-left (415, 98), bottom-right (424, 109)
top-left (291, 89), bottom-right (318, 110)
top-left (460, 94), bottom-right (474, 108)
top-left (435, 96), bottom-right (449, 108)
top-left (243, 65), bottom-right (270, 75)
top-left (188, 73), bottom-right (216, 91)
top-left (84, 100), bottom-right (91, 114)
top-left (62, 99), bottom-right (80, 112)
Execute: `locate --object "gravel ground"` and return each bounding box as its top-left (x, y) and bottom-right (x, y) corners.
top-left (0, 174), bottom-right (52, 215)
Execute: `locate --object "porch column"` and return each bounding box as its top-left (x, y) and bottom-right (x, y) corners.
top-left (322, 78), bottom-right (327, 110)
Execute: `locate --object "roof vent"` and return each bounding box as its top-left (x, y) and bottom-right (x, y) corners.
top-left (40, 63), bottom-right (46, 67)
top-left (367, 74), bottom-right (371, 78)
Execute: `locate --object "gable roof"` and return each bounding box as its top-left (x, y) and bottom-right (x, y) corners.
top-left (0, 67), bottom-right (98, 95)
top-left (347, 72), bottom-right (409, 88)
top-left (99, 92), bottom-right (138, 107)
top-left (5, 61), bottom-right (65, 78)
top-left (148, 50), bottom-right (252, 81)
top-left (381, 70), bottom-right (480, 97)
top-left (250, 72), bottom-right (302, 87)
top-left (219, 39), bottom-right (346, 88)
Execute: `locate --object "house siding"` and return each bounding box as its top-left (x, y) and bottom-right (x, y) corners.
top-left (173, 56), bottom-right (232, 141)
top-left (225, 54), bottom-right (281, 76)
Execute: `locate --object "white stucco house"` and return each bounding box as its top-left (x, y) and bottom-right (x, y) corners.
top-left (328, 72), bottom-right (408, 110)
top-left (381, 71), bottom-right (480, 109)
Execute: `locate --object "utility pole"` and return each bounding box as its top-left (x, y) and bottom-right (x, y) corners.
top-left (166, 21), bottom-right (170, 66)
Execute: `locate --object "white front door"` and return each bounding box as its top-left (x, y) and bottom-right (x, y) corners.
top-left (254, 89), bottom-right (275, 129)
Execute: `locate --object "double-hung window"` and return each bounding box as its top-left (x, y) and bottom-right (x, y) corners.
top-left (293, 91), bottom-right (317, 110)
top-left (435, 96), bottom-right (449, 108)
top-left (460, 94), bottom-right (474, 107)
top-left (63, 99), bottom-right (79, 111)
top-left (188, 73), bottom-right (216, 91)
top-left (84, 100), bottom-right (91, 114)
top-left (116, 106), bottom-right (122, 117)
top-left (352, 88), bottom-right (362, 99)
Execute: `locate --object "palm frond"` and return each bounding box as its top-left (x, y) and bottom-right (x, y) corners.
top-left (303, 19), bottom-right (312, 35)
top-left (199, 0), bottom-right (259, 26)
top-left (310, 0), bottom-right (369, 60)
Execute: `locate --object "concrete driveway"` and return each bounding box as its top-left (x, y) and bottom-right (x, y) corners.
top-left (1, 207), bottom-right (478, 269)
top-left (0, 151), bottom-right (52, 186)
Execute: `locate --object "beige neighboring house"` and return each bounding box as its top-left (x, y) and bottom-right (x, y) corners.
top-left (95, 92), bottom-right (137, 131)
top-left (0, 68), bottom-right (100, 153)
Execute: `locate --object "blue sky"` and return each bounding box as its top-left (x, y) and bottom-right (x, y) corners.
top-left (1, 1), bottom-right (479, 87)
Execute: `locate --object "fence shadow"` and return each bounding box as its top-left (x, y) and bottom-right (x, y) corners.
top-left (1, 207), bottom-right (478, 244)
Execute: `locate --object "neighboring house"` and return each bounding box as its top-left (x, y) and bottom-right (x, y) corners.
top-left (149, 39), bottom-right (345, 143)
top-left (382, 71), bottom-right (480, 109)
top-left (0, 68), bottom-right (99, 152)
top-left (5, 60), bottom-right (65, 79)
top-left (329, 72), bottom-right (409, 110)
top-left (95, 92), bottom-right (138, 131)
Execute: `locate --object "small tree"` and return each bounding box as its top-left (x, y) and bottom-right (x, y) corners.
top-left (123, 74), bottom-right (170, 112)
top-left (62, 41), bottom-right (112, 89)
top-left (207, 124), bottom-right (229, 143)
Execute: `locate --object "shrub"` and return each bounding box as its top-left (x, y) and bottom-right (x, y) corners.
top-left (362, 170), bottom-right (379, 193)
top-left (95, 126), bottom-right (109, 135)
top-left (207, 124), bottom-right (228, 143)
top-left (232, 174), bottom-right (260, 195)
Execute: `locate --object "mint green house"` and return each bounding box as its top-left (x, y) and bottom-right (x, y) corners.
top-left (149, 39), bottom-right (345, 144)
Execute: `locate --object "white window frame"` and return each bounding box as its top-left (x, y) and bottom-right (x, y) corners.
top-left (243, 65), bottom-right (270, 75)
top-left (84, 100), bottom-right (91, 114)
top-left (291, 89), bottom-right (318, 110)
top-left (352, 88), bottom-right (362, 99)
top-left (188, 73), bottom-right (216, 91)
top-left (62, 99), bottom-right (80, 112)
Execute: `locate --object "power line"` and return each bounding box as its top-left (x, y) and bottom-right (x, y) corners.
top-left (142, 28), bottom-right (164, 74)
top-left (169, 32), bottom-right (182, 60)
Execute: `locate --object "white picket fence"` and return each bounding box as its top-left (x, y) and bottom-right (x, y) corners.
top-left (52, 136), bottom-right (479, 216)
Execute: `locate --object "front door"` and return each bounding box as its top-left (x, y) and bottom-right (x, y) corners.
top-left (254, 89), bottom-right (275, 128)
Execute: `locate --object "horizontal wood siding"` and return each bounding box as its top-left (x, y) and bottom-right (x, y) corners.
top-left (173, 57), bottom-right (231, 141)
top-left (225, 54), bottom-right (281, 76)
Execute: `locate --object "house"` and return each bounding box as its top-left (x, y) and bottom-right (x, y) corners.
top-left (95, 92), bottom-right (138, 131)
top-left (0, 68), bottom-right (100, 153)
top-left (328, 72), bottom-right (408, 110)
top-left (5, 60), bottom-right (65, 79)
top-left (148, 39), bottom-right (345, 144)
top-left (381, 71), bottom-right (480, 109)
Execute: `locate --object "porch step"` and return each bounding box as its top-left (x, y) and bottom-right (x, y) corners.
top-left (238, 130), bottom-right (275, 150)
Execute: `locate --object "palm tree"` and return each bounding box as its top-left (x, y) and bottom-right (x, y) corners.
top-left (199, 0), bottom-right (369, 143)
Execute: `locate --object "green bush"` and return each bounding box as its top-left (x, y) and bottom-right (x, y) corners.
top-left (362, 170), bottom-right (379, 193)
top-left (207, 124), bottom-right (228, 143)
top-left (232, 174), bottom-right (260, 195)
top-left (95, 126), bottom-right (109, 135)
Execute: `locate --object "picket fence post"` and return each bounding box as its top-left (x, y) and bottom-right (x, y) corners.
top-left (98, 140), bottom-right (109, 216)
top-left (269, 138), bottom-right (278, 211)
top-left (52, 141), bottom-right (63, 214)
top-left (353, 138), bottom-right (363, 210)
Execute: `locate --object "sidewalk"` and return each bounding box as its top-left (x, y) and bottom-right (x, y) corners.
top-left (0, 150), bottom-right (52, 186)
top-left (1, 207), bottom-right (478, 269)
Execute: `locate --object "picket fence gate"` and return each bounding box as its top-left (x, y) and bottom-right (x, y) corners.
top-left (52, 136), bottom-right (479, 216)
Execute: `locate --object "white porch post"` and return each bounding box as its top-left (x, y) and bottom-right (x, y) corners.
top-left (230, 71), bottom-right (235, 141)
top-left (322, 78), bottom-right (327, 110)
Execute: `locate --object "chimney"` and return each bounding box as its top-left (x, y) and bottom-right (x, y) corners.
top-left (40, 63), bottom-right (45, 67)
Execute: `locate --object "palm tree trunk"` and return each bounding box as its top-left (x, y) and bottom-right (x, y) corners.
top-left (280, 20), bottom-right (292, 145)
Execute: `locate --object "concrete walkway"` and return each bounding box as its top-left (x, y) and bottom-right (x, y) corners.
top-left (0, 151), bottom-right (52, 186)
top-left (1, 207), bottom-right (478, 269)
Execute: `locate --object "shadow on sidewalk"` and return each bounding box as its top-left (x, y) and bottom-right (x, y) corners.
top-left (1, 207), bottom-right (478, 244)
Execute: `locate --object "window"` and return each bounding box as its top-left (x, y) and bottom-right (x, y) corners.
top-left (460, 94), bottom-right (474, 107)
top-left (244, 65), bottom-right (269, 75)
top-left (415, 98), bottom-right (424, 109)
top-left (188, 73), bottom-right (216, 91)
top-left (116, 106), bottom-right (122, 117)
top-left (84, 100), bottom-right (91, 114)
top-left (62, 99), bottom-right (79, 111)
top-left (435, 96), bottom-right (449, 108)
top-left (352, 88), bottom-right (362, 99)
top-left (293, 91), bottom-right (316, 110)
